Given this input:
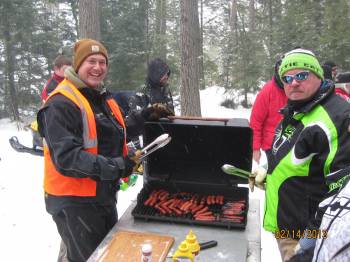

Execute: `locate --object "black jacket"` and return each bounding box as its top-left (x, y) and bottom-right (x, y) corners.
top-left (264, 81), bottom-right (350, 234)
top-left (111, 90), bottom-right (135, 115)
top-left (38, 86), bottom-right (128, 215)
top-left (126, 59), bottom-right (174, 140)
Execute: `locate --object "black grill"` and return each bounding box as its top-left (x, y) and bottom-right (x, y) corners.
top-left (132, 118), bottom-right (252, 229)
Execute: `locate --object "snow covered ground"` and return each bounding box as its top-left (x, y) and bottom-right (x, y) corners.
top-left (0, 86), bottom-right (280, 261)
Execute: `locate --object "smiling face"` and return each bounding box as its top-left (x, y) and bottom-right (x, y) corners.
top-left (283, 69), bottom-right (322, 101)
top-left (77, 54), bottom-right (107, 88)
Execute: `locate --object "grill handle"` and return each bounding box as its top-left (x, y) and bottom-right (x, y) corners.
top-left (168, 115), bottom-right (230, 123)
top-left (199, 240), bottom-right (218, 250)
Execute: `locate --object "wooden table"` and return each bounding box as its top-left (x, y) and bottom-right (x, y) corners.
top-left (88, 199), bottom-right (261, 262)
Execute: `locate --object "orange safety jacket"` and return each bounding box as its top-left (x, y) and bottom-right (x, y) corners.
top-left (43, 79), bottom-right (127, 197)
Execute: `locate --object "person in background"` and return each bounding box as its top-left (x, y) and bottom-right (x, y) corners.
top-left (37, 39), bottom-right (140, 262)
top-left (126, 58), bottom-right (175, 144)
top-left (334, 72), bottom-right (350, 102)
top-left (323, 60), bottom-right (337, 81)
top-left (250, 48), bottom-right (350, 261)
top-left (28, 55), bottom-right (72, 150)
top-left (41, 54), bottom-right (72, 102)
top-left (311, 173), bottom-right (350, 261)
top-left (321, 64), bottom-right (333, 81)
top-left (250, 59), bottom-right (288, 164)
top-left (288, 167), bottom-right (350, 262)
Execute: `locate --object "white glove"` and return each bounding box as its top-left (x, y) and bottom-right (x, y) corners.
top-left (249, 166), bottom-right (267, 192)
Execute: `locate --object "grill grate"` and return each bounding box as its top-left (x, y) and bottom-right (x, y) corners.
top-left (132, 186), bottom-right (248, 229)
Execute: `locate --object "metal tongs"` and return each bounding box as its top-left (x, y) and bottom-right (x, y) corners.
top-left (221, 164), bottom-right (253, 179)
top-left (138, 133), bottom-right (172, 160)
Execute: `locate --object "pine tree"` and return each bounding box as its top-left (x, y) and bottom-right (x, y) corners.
top-left (319, 0), bottom-right (350, 70)
top-left (101, 0), bottom-right (148, 90)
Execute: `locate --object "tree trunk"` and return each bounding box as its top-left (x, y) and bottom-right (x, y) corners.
top-left (246, 0), bottom-right (255, 107)
top-left (249, 0), bottom-right (256, 32)
top-left (198, 0), bottom-right (205, 89)
top-left (78, 0), bottom-right (101, 40)
top-left (179, 0), bottom-right (201, 117)
top-left (3, 1), bottom-right (20, 122)
top-left (230, 0), bottom-right (238, 34)
top-left (249, 0), bottom-right (255, 32)
top-left (155, 0), bottom-right (167, 60)
top-left (68, 0), bottom-right (79, 38)
top-left (223, 0), bottom-right (238, 89)
top-left (268, 0), bottom-right (273, 57)
top-left (145, 1), bottom-right (151, 65)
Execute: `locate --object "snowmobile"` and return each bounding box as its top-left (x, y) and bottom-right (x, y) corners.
top-left (9, 120), bottom-right (43, 156)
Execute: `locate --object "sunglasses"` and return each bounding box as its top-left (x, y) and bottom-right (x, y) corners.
top-left (282, 71), bottom-right (310, 84)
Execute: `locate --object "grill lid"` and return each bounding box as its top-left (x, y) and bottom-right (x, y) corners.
top-left (143, 118), bottom-right (252, 186)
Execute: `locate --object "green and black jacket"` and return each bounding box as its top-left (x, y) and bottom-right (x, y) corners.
top-left (264, 81), bottom-right (350, 236)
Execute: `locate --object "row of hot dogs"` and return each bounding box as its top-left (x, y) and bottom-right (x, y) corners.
top-left (142, 189), bottom-right (245, 222)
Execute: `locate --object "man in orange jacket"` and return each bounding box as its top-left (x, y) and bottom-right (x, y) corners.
top-left (37, 39), bottom-right (139, 262)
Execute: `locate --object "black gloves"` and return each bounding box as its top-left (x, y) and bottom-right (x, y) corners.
top-left (141, 106), bottom-right (154, 120)
top-left (97, 157), bottom-right (124, 181)
top-left (96, 156), bottom-right (137, 180)
top-left (95, 149), bottom-right (143, 180)
top-left (123, 147), bottom-right (145, 177)
top-left (122, 156), bottom-right (137, 178)
top-left (141, 103), bottom-right (174, 121)
top-left (123, 150), bottom-right (142, 177)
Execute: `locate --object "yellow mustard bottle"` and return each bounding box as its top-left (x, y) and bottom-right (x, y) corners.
top-left (185, 230), bottom-right (200, 256)
top-left (172, 241), bottom-right (194, 262)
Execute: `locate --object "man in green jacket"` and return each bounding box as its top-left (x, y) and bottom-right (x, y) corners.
top-left (262, 48), bottom-right (350, 261)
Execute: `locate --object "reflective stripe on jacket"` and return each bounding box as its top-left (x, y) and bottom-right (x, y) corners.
top-left (43, 79), bottom-right (127, 197)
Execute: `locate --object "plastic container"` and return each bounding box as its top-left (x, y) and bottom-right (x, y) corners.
top-left (120, 174), bottom-right (139, 191)
top-left (172, 241), bottom-right (194, 262)
top-left (185, 230), bottom-right (200, 256)
top-left (141, 243), bottom-right (152, 262)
